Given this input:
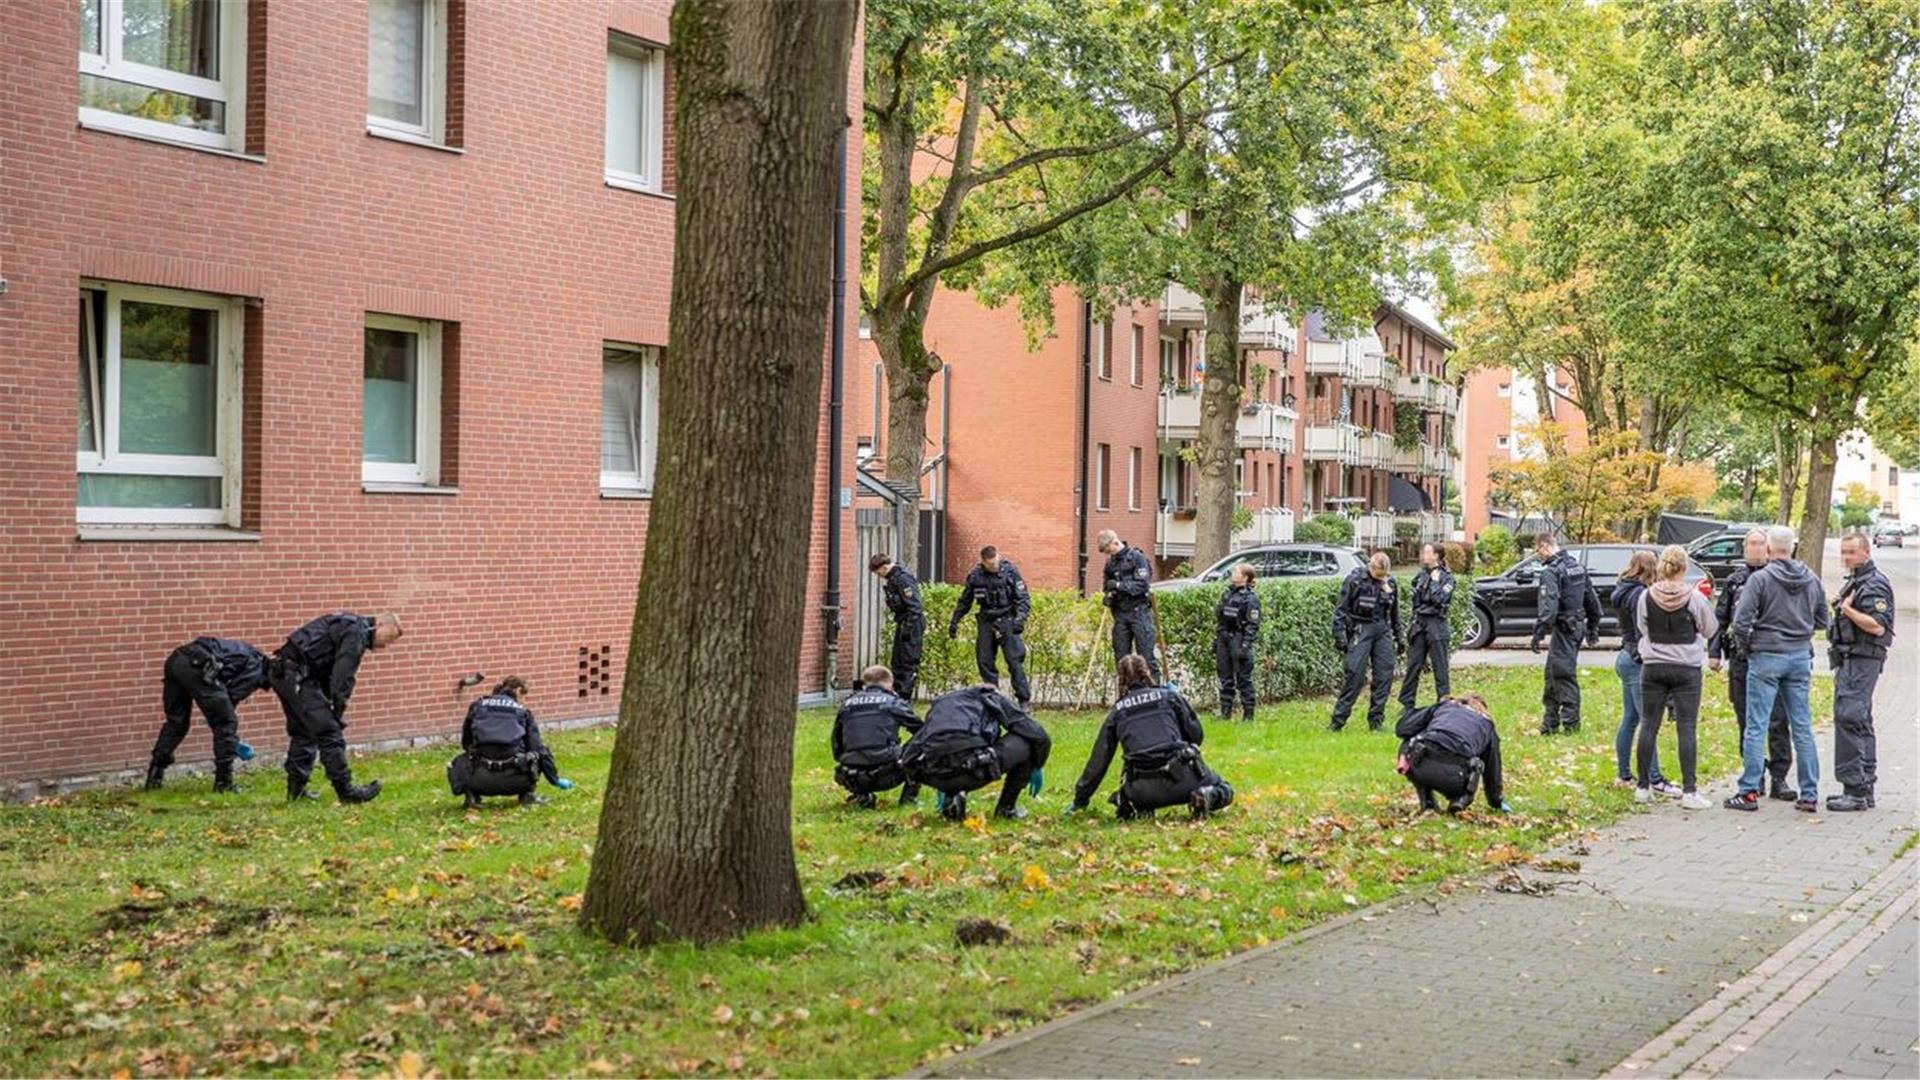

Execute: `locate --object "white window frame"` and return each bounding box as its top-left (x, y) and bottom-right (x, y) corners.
top-left (76, 281), bottom-right (244, 526)
top-left (361, 313), bottom-right (443, 487)
top-left (78, 0), bottom-right (249, 152)
top-left (1094, 442), bottom-right (1111, 510)
top-left (366, 0), bottom-right (447, 144)
top-left (1496, 434), bottom-right (1511, 449)
top-left (1094, 320), bottom-right (1112, 381)
top-left (1497, 382), bottom-right (1512, 398)
top-left (1128, 446), bottom-right (1141, 510)
top-left (600, 341), bottom-right (661, 495)
top-left (605, 33), bottom-right (666, 193)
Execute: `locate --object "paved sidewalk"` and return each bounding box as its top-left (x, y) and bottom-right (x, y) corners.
top-left (924, 649), bottom-right (1917, 1078)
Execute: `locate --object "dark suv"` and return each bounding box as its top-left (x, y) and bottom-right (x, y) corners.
top-left (1685, 525), bottom-right (1777, 583)
top-left (1465, 544), bottom-right (1713, 649)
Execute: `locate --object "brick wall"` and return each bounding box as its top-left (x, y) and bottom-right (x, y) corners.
top-left (0, 0), bottom-right (861, 788)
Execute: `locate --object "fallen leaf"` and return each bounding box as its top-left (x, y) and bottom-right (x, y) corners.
top-left (711, 1004), bottom-right (734, 1024)
top-left (1175, 1057), bottom-right (1202, 1066)
top-left (556, 894), bottom-right (583, 912)
top-left (1021, 865), bottom-right (1052, 891)
top-left (396, 1050), bottom-right (424, 1079)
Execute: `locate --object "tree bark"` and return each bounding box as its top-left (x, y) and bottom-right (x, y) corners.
top-left (1799, 413), bottom-right (1838, 577)
top-left (1191, 274), bottom-right (1243, 570)
top-left (1775, 426), bottom-right (1802, 526)
top-left (580, 0), bottom-right (856, 947)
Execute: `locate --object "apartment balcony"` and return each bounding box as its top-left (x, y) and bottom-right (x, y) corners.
top-left (1240, 307), bottom-right (1294, 351)
top-left (1304, 339), bottom-right (1360, 379)
top-left (1395, 511), bottom-right (1457, 545)
top-left (1354, 429), bottom-right (1395, 469)
top-left (1161, 283), bottom-right (1206, 328)
top-left (1159, 391), bottom-right (1298, 454)
top-left (1303, 420), bottom-right (1362, 464)
top-left (1351, 346), bottom-right (1397, 391)
top-left (1155, 506), bottom-right (1297, 559)
top-left (1394, 372), bottom-right (1461, 415)
top-left (1353, 510), bottom-right (1396, 549)
top-left (1425, 443), bottom-right (1455, 477)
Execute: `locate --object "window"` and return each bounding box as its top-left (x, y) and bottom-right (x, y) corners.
top-left (1496, 434), bottom-right (1511, 449)
top-left (1128, 446), bottom-right (1141, 510)
top-left (1095, 443), bottom-right (1111, 509)
top-left (1497, 382), bottom-right (1512, 398)
top-left (602, 343), bottom-right (661, 493)
top-left (368, 0), bottom-right (446, 142)
top-left (1234, 459), bottom-right (1245, 494)
top-left (1094, 320), bottom-right (1112, 380)
top-left (77, 282), bottom-right (243, 525)
top-left (78, 0), bottom-right (248, 152)
top-left (1130, 324), bottom-right (1144, 386)
top-left (1699, 538), bottom-right (1740, 559)
top-left (362, 315), bottom-right (443, 486)
top-left (606, 33), bottom-right (666, 191)
top-left (1582, 547), bottom-right (1637, 576)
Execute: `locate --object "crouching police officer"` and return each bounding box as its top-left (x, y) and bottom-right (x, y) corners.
top-left (831, 665), bottom-right (923, 808)
top-left (1532, 534), bottom-right (1601, 734)
top-left (1395, 693), bottom-right (1507, 814)
top-left (1215, 564), bottom-right (1260, 722)
top-left (270, 612), bottom-right (400, 804)
top-left (1071, 655), bottom-right (1234, 820)
top-left (869, 554), bottom-right (925, 701)
top-left (1098, 529), bottom-right (1160, 681)
top-left (145, 636), bottom-right (268, 793)
top-left (1827, 534), bottom-right (1896, 812)
top-left (1331, 552), bottom-right (1402, 732)
top-left (949, 547), bottom-right (1033, 708)
top-left (1398, 543), bottom-right (1456, 718)
top-left (449, 676), bottom-right (570, 808)
top-left (900, 684), bottom-right (1051, 821)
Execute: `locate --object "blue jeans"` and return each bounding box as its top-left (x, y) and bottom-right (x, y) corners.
top-left (1739, 651), bottom-right (1819, 798)
top-left (1614, 649), bottom-right (1663, 783)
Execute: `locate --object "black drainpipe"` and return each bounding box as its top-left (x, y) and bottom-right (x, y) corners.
top-left (1075, 297), bottom-right (1093, 595)
top-left (822, 121), bottom-right (848, 695)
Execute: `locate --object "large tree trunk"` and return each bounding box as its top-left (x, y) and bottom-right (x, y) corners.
top-left (1775, 426), bottom-right (1802, 525)
top-left (876, 311), bottom-right (934, 569)
top-left (580, 0), bottom-right (856, 947)
top-left (1799, 422), bottom-right (1837, 578)
top-left (1191, 274), bottom-right (1243, 570)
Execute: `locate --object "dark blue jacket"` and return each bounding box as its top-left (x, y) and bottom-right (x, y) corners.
top-left (1102, 544), bottom-right (1154, 613)
top-left (1073, 685), bottom-right (1205, 807)
top-left (280, 613), bottom-right (375, 709)
top-left (951, 561), bottom-right (1031, 628)
top-left (1611, 578), bottom-right (1648, 655)
top-left (189, 636), bottom-right (268, 700)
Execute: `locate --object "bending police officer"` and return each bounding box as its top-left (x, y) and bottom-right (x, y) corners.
top-left (831, 665), bottom-right (924, 808)
top-left (146, 636), bottom-right (268, 793)
top-left (270, 612), bottom-right (400, 804)
top-left (900, 684), bottom-right (1051, 821)
top-left (869, 553), bottom-right (925, 701)
top-left (1395, 693), bottom-right (1507, 815)
top-left (450, 676), bottom-right (569, 808)
top-left (1331, 552), bottom-right (1402, 732)
top-left (948, 546), bottom-right (1033, 708)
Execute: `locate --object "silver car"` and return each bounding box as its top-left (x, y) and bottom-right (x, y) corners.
top-left (1152, 543), bottom-right (1369, 592)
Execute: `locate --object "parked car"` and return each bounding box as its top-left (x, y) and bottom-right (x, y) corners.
top-left (1465, 544), bottom-right (1713, 649)
top-left (1152, 543), bottom-right (1368, 593)
top-left (1685, 524), bottom-right (1777, 583)
top-left (1871, 526), bottom-right (1905, 548)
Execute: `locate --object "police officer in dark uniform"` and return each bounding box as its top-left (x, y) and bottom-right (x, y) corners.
top-left (145, 636), bottom-right (268, 793)
top-left (1530, 535), bottom-right (1601, 734)
top-left (449, 676), bottom-right (570, 809)
top-left (1071, 655), bottom-right (1234, 820)
top-left (900, 684), bottom-right (1051, 821)
top-left (1098, 529), bottom-right (1160, 681)
top-left (948, 546), bottom-right (1032, 707)
top-left (1398, 543), bottom-right (1456, 718)
top-left (1214, 563), bottom-right (1260, 722)
top-left (831, 665), bottom-right (924, 808)
top-left (1331, 552), bottom-right (1402, 732)
top-left (1827, 533), bottom-right (1896, 812)
top-left (1711, 528), bottom-right (1795, 799)
top-left (869, 553), bottom-right (925, 701)
top-left (1395, 693), bottom-right (1508, 814)
top-left (270, 612), bottom-right (400, 804)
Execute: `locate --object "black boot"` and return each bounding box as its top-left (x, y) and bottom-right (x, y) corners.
top-left (463, 791), bottom-right (482, 810)
top-left (143, 763), bottom-right (166, 791)
top-left (212, 763), bottom-right (240, 794)
top-left (941, 791), bottom-right (968, 822)
top-left (334, 779), bottom-right (382, 805)
top-left (287, 778), bottom-right (319, 802)
top-left (1826, 790), bottom-right (1874, 812)
top-left (1769, 776), bottom-right (1798, 801)
top-left (518, 792), bottom-right (546, 807)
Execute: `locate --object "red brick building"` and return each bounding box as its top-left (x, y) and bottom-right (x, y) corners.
top-left (0, 0), bottom-right (861, 794)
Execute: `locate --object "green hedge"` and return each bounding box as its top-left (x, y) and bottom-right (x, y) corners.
top-left (900, 575), bottom-right (1475, 710)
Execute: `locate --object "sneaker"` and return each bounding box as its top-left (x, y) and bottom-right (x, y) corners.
top-left (1613, 777), bottom-right (1637, 789)
top-left (1651, 781), bottom-right (1683, 798)
top-left (1826, 793), bottom-right (1873, 812)
top-left (1681, 792), bottom-right (1711, 810)
top-left (1769, 777), bottom-right (1798, 801)
top-left (941, 792), bottom-right (968, 822)
top-left (993, 806), bottom-right (1029, 821)
top-left (1633, 787), bottom-right (1654, 804)
top-left (1724, 791), bottom-right (1760, 812)
top-left (1794, 799), bottom-right (1818, 813)
top-left (518, 793), bottom-right (547, 807)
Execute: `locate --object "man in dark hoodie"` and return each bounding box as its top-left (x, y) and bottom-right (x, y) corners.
top-left (1826, 533), bottom-right (1896, 812)
top-left (1711, 529), bottom-right (1796, 800)
top-left (1727, 527), bottom-right (1827, 812)
top-left (1395, 693), bottom-right (1507, 814)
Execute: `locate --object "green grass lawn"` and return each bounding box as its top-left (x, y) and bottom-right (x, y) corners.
top-left (0, 664), bottom-right (1828, 1078)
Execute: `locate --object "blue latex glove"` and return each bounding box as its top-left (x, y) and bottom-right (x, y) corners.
top-left (1027, 767), bottom-right (1044, 797)
top-left (553, 778), bottom-right (575, 790)
top-left (234, 741), bottom-right (256, 762)
top-left (936, 790), bottom-right (949, 813)
top-left (1498, 800), bottom-right (1513, 813)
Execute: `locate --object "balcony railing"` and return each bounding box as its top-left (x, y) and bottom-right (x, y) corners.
top-left (1351, 347), bottom-right (1397, 390)
top-left (1394, 372), bottom-right (1461, 416)
top-left (1304, 339), bottom-right (1359, 379)
top-left (1156, 506), bottom-right (1297, 559)
top-left (1353, 510), bottom-right (1396, 549)
top-left (1161, 283), bottom-right (1206, 327)
top-left (1159, 391), bottom-right (1299, 454)
top-left (1304, 421), bottom-right (1362, 463)
top-left (1240, 308), bottom-right (1293, 351)
top-left (1355, 430), bottom-right (1394, 468)
top-left (1395, 511), bottom-right (1456, 545)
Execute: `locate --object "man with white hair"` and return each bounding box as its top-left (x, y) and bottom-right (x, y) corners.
top-left (1727, 527), bottom-right (1827, 812)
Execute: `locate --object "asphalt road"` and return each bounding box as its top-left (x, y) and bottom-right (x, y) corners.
top-left (1458, 540), bottom-right (1917, 671)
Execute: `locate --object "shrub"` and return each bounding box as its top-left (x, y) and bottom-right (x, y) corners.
top-left (1475, 525), bottom-right (1519, 575)
top-left (1295, 512), bottom-right (1355, 545)
top-left (1439, 540), bottom-right (1475, 574)
top-left (899, 574), bottom-right (1475, 710)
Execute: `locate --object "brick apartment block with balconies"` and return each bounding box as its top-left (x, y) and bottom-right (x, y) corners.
top-left (0, 0), bottom-right (861, 794)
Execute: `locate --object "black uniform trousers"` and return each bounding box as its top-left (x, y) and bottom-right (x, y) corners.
top-left (449, 748), bottom-right (539, 799)
top-left (834, 757), bottom-right (920, 803)
top-left (1405, 743), bottom-right (1483, 812)
top-left (974, 620), bottom-right (1032, 704)
top-left (1111, 605), bottom-right (1161, 681)
top-left (1332, 623), bottom-right (1397, 730)
top-left (1727, 655), bottom-right (1792, 783)
top-left (913, 733), bottom-right (1045, 814)
top-left (152, 644), bottom-right (241, 771)
top-left (1116, 751), bottom-right (1234, 817)
top-left (1833, 656), bottom-right (1883, 795)
top-left (1214, 635), bottom-right (1255, 718)
top-left (1398, 615), bottom-right (1451, 713)
top-left (890, 616), bottom-right (924, 701)
top-left (1540, 625), bottom-right (1584, 733)
top-left (269, 660), bottom-right (353, 792)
